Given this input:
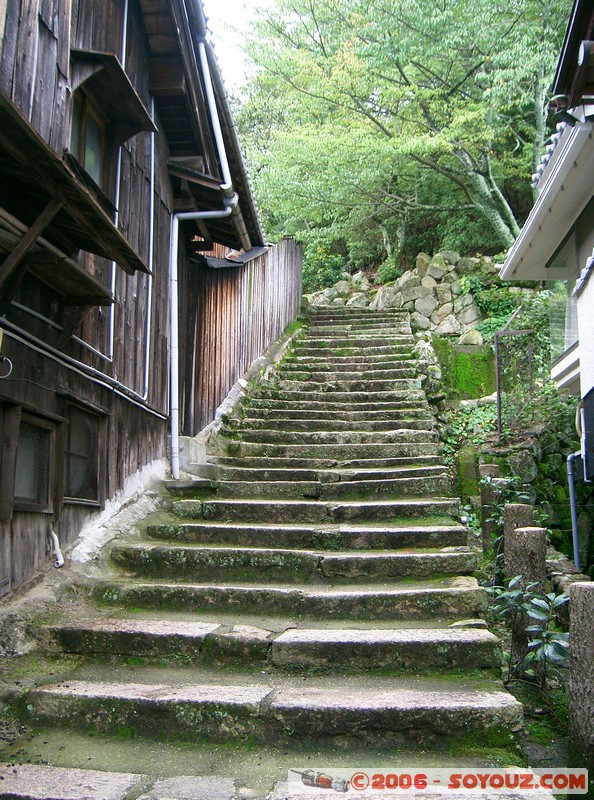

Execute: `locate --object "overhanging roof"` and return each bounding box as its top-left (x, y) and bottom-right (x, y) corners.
top-left (501, 121), bottom-right (594, 281)
top-left (0, 94), bottom-right (149, 274)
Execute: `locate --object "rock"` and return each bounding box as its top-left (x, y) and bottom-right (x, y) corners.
top-left (311, 287), bottom-right (337, 306)
top-left (401, 284), bottom-right (430, 303)
top-left (458, 329), bottom-right (484, 346)
top-left (410, 311), bottom-right (431, 331)
top-left (451, 280), bottom-right (463, 296)
top-left (453, 294), bottom-right (474, 313)
top-left (332, 297), bottom-right (346, 306)
top-left (431, 303), bottom-right (453, 325)
top-left (333, 280), bottom-right (350, 296)
top-left (415, 294), bottom-right (439, 317)
top-left (351, 271), bottom-right (370, 289)
top-left (458, 303), bottom-right (481, 325)
top-left (439, 251), bottom-right (460, 266)
top-left (427, 254), bottom-right (449, 281)
top-left (456, 257), bottom-right (478, 274)
top-left (416, 252), bottom-right (432, 277)
top-left (435, 314), bottom-right (462, 335)
top-left (508, 449), bottom-right (539, 483)
top-left (346, 292), bottom-right (370, 307)
top-left (371, 285), bottom-right (401, 309)
top-left (421, 275), bottom-right (437, 288)
top-left (435, 284), bottom-right (452, 304)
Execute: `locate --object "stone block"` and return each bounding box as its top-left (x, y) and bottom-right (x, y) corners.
top-left (410, 311), bottom-right (431, 331)
top-left (436, 284), bottom-right (452, 304)
top-left (371, 285), bottom-right (401, 309)
top-left (569, 581), bottom-right (594, 793)
top-left (333, 280), bottom-right (350, 296)
top-left (345, 292), bottom-right (369, 307)
top-left (454, 294), bottom-right (474, 313)
top-left (439, 250), bottom-right (460, 265)
top-left (427, 254), bottom-right (448, 280)
top-left (451, 279), bottom-right (463, 296)
top-left (421, 275), bottom-right (437, 288)
top-left (416, 252), bottom-right (432, 277)
top-left (434, 314), bottom-right (462, 336)
top-left (401, 285), bottom-right (430, 303)
top-left (415, 294), bottom-right (439, 317)
top-left (458, 304), bottom-right (481, 325)
top-left (458, 329), bottom-right (484, 346)
top-left (431, 303), bottom-right (453, 325)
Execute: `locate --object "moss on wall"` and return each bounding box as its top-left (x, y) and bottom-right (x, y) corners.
top-left (433, 336), bottom-right (496, 400)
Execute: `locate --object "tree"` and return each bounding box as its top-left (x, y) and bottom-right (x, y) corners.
top-left (237, 0), bottom-right (570, 280)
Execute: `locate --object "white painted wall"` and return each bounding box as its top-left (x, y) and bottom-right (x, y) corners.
top-left (577, 272), bottom-right (594, 398)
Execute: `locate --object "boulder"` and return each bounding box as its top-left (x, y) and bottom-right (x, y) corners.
top-left (311, 287), bottom-right (337, 306)
top-left (439, 251), bottom-right (460, 266)
top-left (435, 314), bottom-right (462, 335)
top-left (421, 275), bottom-right (437, 288)
top-left (456, 257), bottom-right (478, 274)
top-left (351, 271), bottom-right (370, 289)
top-left (451, 279), bottom-right (463, 296)
top-left (410, 311), bottom-right (431, 332)
top-left (431, 303), bottom-right (453, 325)
top-left (332, 297), bottom-right (346, 306)
top-left (333, 280), bottom-right (351, 296)
top-left (458, 303), bottom-right (481, 325)
top-left (371, 285), bottom-right (401, 309)
top-left (346, 292), bottom-right (370, 307)
top-left (458, 329), bottom-right (484, 346)
top-left (436, 284), bottom-right (452, 304)
top-left (415, 294), bottom-right (439, 317)
top-left (426, 254), bottom-right (448, 280)
top-left (416, 252), bottom-right (432, 277)
top-left (453, 294), bottom-right (474, 313)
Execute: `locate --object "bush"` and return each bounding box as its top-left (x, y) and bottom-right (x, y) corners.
top-left (376, 254), bottom-right (402, 285)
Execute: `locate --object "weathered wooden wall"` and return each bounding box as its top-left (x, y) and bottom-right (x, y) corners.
top-left (180, 238), bottom-right (302, 434)
top-left (0, 0), bottom-right (173, 595)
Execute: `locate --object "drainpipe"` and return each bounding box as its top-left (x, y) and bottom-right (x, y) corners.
top-left (49, 530), bottom-right (65, 568)
top-left (567, 452), bottom-right (582, 570)
top-left (169, 196), bottom-right (239, 479)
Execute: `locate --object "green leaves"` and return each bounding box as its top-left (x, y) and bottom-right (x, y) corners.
top-left (237, 0), bottom-right (571, 273)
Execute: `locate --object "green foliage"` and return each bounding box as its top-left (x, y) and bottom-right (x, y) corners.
top-left (237, 0), bottom-right (572, 280)
top-left (488, 576), bottom-right (569, 688)
top-left (442, 404), bottom-right (497, 467)
top-left (302, 237), bottom-right (347, 293)
top-left (376, 254), bottom-right (402, 285)
top-left (432, 337), bottom-right (496, 400)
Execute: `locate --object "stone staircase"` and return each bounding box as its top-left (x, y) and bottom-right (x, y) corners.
top-left (1, 307), bottom-right (525, 799)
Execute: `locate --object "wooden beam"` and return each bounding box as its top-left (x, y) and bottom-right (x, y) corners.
top-left (0, 198), bottom-right (64, 288)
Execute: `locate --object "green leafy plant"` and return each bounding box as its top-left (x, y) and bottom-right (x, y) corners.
top-left (488, 576), bottom-right (569, 689)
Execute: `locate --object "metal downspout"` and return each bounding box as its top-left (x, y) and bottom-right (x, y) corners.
top-left (169, 199), bottom-right (238, 479)
top-left (567, 452), bottom-right (582, 570)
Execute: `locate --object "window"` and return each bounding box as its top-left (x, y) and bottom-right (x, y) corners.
top-left (64, 405), bottom-right (100, 503)
top-left (14, 416), bottom-right (54, 510)
top-left (70, 91), bottom-right (106, 188)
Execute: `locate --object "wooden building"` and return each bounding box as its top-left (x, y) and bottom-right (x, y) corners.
top-left (0, 0), bottom-right (302, 596)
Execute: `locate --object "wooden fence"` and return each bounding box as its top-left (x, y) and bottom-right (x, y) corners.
top-left (180, 237), bottom-right (302, 434)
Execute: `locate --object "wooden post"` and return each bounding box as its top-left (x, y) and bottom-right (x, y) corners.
top-left (569, 581), bottom-right (594, 796)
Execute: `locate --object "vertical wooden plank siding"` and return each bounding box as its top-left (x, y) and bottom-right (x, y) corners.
top-left (183, 238), bottom-right (301, 434)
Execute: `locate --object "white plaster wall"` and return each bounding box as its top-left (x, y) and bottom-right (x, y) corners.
top-left (578, 273), bottom-right (594, 399)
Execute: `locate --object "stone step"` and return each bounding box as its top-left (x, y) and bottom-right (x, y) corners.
top-left (110, 543), bottom-right (475, 582)
top-left (207, 455), bottom-right (444, 469)
top-left (93, 576), bottom-right (483, 620)
top-left (239, 408), bottom-right (433, 422)
top-left (146, 521), bottom-right (468, 550)
top-left (276, 368), bottom-right (420, 384)
top-left (0, 763), bottom-right (143, 800)
top-left (171, 497), bottom-right (461, 524)
top-left (195, 463), bottom-right (447, 483)
top-left (168, 475), bottom-right (453, 501)
top-left (224, 441), bottom-right (443, 460)
top-left (253, 389), bottom-right (425, 404)
top-left (223, 428), bottom-right (437, 446)
top-left (288, 355), bottom-right (415, 368)
top-left (275, 378), bottom-right (422, 393)
top-left (48, 618), bottom-right (500, 671)
top-left (294, 337), bottom-right (414, 349)
top-left (271, 627), bottom-right (500, 670)
top-left (24, 675), bottom-right (521, 746)
top-left (247, 395), bottom-right (428, 410)
top-left (294, 344), bottom-right (413, 357)
top-left (240, 402), bottom-right (432, 430)
top-left (232, 417), bottom-right (433, 433)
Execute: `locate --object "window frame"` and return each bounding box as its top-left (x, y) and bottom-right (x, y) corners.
top-left (62, 401), bottom-right (106, 508)
top-left (13, 412), bottom-right (56, 514)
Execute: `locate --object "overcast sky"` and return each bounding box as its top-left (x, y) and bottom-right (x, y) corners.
top-left (202, 0), bottom-right (273, 90)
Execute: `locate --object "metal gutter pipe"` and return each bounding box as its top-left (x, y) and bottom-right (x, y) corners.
top-left (567, 451), bottom-right (582, 569)
top-left (169, 196), bottom-right (237, 479)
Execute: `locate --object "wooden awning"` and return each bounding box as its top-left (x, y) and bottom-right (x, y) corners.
top-left (0, 94), bottom-right (149, 275)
